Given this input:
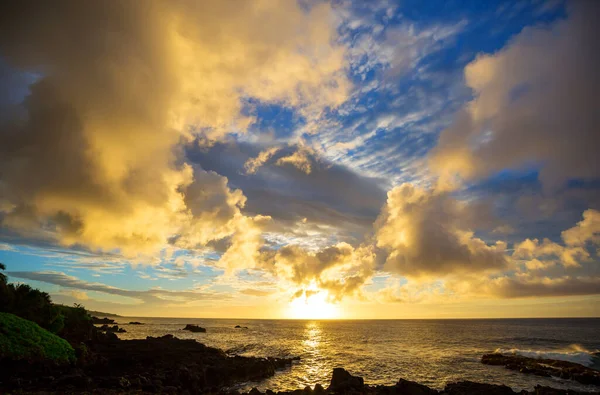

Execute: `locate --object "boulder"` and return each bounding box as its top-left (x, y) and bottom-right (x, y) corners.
top-left (328, 368), bottom-right (364, 392)
top-left (444, 381), bottom-right (516, 395)
top-left (396, 378), bottom-right (438, 394)
top-left (183, 324), bottom-right (206, 333)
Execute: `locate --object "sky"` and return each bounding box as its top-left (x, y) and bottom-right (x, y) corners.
top-left (0, 0), bottom-right (599, 319)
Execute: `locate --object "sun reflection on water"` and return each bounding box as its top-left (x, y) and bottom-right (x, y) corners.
top-left (299, 321), bottom-right (330, 386)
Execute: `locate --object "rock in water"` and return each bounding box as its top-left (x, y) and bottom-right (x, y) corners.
top-left (481, 353), bottom-right (600, 386)
top-left (183, 324), bottom-right (206, 332)
top-left (328, 368), bottom-right (364, 392)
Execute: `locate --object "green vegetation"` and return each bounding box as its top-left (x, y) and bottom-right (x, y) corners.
top-left (0, 263), bottom-right (64, 333)
top-left (0, 264), bottom-right (96, 346)
top-left (0, 312), bottom-right (75, 363)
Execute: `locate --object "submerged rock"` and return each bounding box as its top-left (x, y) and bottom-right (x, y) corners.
top-left (128, 321), bottom-right (143, 325)
top-left (482, 353), bottom-right (600, 386)
top-left (183, 323), bottom-right (206, 332)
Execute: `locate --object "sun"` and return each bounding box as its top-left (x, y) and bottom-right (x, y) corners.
top-left (287, 289), bottom-right (341, 319)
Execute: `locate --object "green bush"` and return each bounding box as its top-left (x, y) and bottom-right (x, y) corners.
top-left (0, 263), bottom-right (64, 333)
top-left (55, 303), bottom-right (95, 343)
top-left (0, 312), bottom-right (75, 364)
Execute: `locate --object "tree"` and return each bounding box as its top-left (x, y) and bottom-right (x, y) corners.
top-left (0, 262), bottom-right (6, 284)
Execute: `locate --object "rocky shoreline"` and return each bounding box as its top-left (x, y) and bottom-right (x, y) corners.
top-left (2, 331), bottom-right (599, 395)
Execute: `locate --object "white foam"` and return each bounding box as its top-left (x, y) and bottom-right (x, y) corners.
top-left (495, 344), bottom-right (598, 367)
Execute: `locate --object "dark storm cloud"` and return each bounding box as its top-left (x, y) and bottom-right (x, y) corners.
top-left (186, 141), bottom-right (388, 242)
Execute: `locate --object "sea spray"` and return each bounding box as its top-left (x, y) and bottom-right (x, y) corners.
top-left (494, 344), bottom-right (600, 367)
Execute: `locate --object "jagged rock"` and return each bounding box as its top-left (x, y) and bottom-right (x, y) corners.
top-left (328, 367), bottom-right (364, 392)
top-left (183, 324), bottom-right (206, 332)
top-left (91, 316), bottom-right (115, 325)
top-left (530, 385), bottom-right (578, 394)
top-left (128, 321), bottom-right (143, 325)
top-left (396, 378), bottom-right (438, 394)
top-left (481, 353), bottom-right (600, 386)
top-left (98, 324), bottom-right (126, 333)
top-left (314, 383), bottom-right (326, 393)
top-left (444, 381), bottom-right (516, 395)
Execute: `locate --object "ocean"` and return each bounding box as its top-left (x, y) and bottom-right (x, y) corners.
top-left (113, 318), bottom-right (600, 393)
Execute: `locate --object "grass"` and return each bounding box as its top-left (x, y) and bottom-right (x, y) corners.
top-left (0, 312), bottom-right (75, 364)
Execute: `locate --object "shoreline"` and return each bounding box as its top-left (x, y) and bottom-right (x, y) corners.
top-left (2, 332), bottom-right (599, 394)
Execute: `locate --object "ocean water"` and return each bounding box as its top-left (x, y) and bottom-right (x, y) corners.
top-left (113, 318), bottom-right (600, 393)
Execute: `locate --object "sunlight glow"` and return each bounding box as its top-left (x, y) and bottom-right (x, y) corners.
top-left (287, 290), bottom-right (341, 319)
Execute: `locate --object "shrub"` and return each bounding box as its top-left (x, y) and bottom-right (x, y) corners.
top-left (0, 312), bottom-right (75, 364)
top-left (55, 303), bottom-right (95, 343)
top-left (0, 264), bottom-right (64, 333)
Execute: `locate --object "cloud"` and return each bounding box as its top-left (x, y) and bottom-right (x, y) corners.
top-left (60, 289), bottom-right (89, 301)
top-left (430, 2), bottom-right (600, 190)
top-left (244, 147), bottom-right (281, 174)
top-left (240, 288), bottom-right (275, 297)
top-left (7, 271), bottom-right (226, 304)
top-left (375, 183), bottom-right (508, 277)
top-left (449, 274), bottom-right (600, 299)
top-left (189, 141), bottom-right (387, 247)
top-left (0, 0), bottom-right (349, 256)
top-left (260, 242), bottom-right (376, 301)
top-left (276, 147), bottom-right (315, 174)
top-left (513, 209), bottom-right (600, 267)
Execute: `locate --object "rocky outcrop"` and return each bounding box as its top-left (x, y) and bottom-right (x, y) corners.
top-left (444, 381), bottom-right (515, 395)
top-left (239, 369), bottom-right (597, 395)
top-left (329, 367), bottom-right (364, 392)
top-left (98, 324), bottom-right (126, 333)
top-left (0, 334), bottom-right (299, 393)
top-left (129, 321), bottom-right (144, 325)
top-left (235, 325), bottom-right (249, 329)
top-left (482, 353), bottom-right (600, 386)
top-left (183, 324), bottom-right (206, 332)
top-left (395, 378), bottom-right (438, 395)
top-left (91, 316), bottom-right (115, 325)
top-left (2, 346), bottom-right (598, 394)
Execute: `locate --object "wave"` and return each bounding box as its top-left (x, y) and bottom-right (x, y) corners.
top-left (495, 344), bottom-right (600, 367)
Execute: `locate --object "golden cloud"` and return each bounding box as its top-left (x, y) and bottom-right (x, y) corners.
top-left (0, 0), bottom-right (349, 258)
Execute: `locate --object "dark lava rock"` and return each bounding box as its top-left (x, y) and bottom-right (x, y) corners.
top-left (183, 323), bottom-right (207, 332)
top-left (530, 385), bottom-right (586, 394)
top-left (128, 321), bottom-right (143, 325)
top-left (396, 378), bottom-right (438, 395)
top-left (91, 316), bottom-right (116, 325)
top-left (328, 367), bottom-right (364, 392)
top-left (98, 324), bottom-right (126, 333)
top-left (444, 381), bottom-right (516, 395)
top-left (235, 325), bottom-right (249, 329)
top-left (482, 353), bottom-right (600, 386)
top-left (0, 334), bottom-right (298, 394)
